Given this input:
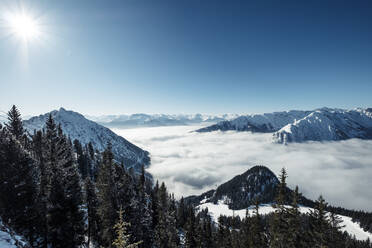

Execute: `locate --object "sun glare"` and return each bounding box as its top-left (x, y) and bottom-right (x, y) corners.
top-left (7, 13), bottom-right (40, 41)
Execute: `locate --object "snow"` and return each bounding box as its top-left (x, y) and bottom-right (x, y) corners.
top-left (197, 201), bottom-right (372, 241)
top-left (196, 107), bottom-right (372, 143)
top-left (85, 113), bottom-right (239, 127)
top-left (0, 220), bottom-right (28, 248)
top-left (273, 108), bottom-right (372, 144)
top-left (23, 108), bottom-right (150, 170)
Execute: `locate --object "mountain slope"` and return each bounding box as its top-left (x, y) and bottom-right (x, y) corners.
top-left (273, 108), bottom-right (372, 144)
top-left (196, 110), bottom-right (311, 133)
top-left (190, 165), bottom-right (372, 241)
top-left (185, 165), bottom-right (313, 209)
top-left (24, 108), bottom-right (150, 170)
top-left (196, 108), bottom-right (372, 144)
top-left (198, 202), bottom-right (372, 241)
top-left (0, 220), bottom-right (28, 248)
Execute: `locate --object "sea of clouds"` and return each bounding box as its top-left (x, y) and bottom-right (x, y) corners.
top-left (113, 125), bottom-right (372, 211)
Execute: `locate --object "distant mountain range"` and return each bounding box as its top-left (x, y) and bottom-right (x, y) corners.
top-left (23, 108), bottom-right (150, 171)
top-left (196, 108), bottom-right (372, 144)
top-left (85, 113), bottom-right (238, 128)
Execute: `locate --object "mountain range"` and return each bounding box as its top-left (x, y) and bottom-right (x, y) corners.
top-left (86, 113), bottom-right (238, 128)
top-left (196, 108), bottom-right (372, 144)
top-left (23, 108), bottom-right (150, 171)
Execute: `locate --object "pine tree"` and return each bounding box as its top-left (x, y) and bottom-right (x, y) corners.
top-left (329, 211), bottom-right (345, 246)
top-left (241, 209), bottom-right (252, 248)
top-left (177, 197), bottom-right (187, 228)
top-left (46, 122), bottom-right (85, 248)
top-left (185, 207), bottom-right (197, 248)
top-left (86, 177), bottom-right (100, 247)
top-left (270, 167), bottom-right (289, 248)
top-left (5, 105), bottom-right (24, 139)
top-left (97, 143), bottom-right (117, 248)
top-left (308, 195), bottom-right (330, 248)
top-left (0, 127), bottom-right (38, 243)
top-left (112, 207), bottom-right (142, 248)
top-left (287, 186), bottom-right (304, 248)
top-left (154, 182), bottom-right (178, 248)
top-left (251, 198), bottom-right (266, 247)
top-left (133, 166), bottom-right (153, 247)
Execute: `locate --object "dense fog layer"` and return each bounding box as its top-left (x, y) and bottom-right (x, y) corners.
top-left (113, 125), bottom-right (372, 211)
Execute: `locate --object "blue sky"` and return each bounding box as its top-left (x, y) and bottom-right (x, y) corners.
top-left (0, 0), bottom-right (371, 116)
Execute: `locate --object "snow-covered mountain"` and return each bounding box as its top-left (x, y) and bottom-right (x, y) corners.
top-left (186, 165), bottom-right (313, 209)
top-left (189, 165), bottom-right (372, 241)
top-left (86, 113), bottom-right (238, 128)
top-left (24, 108), bottom-right (150, 170)
top-left (196, 108), bottom-right (372, 144)
top-left (273, 108), bottom-right (372, 144)
top-left (196, 110), bottom-right (311, 133)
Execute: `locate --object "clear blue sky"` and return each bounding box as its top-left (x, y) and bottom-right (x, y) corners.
top-left (0, 0), bottom-right (371, 116)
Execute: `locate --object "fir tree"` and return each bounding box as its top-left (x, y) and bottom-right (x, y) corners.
top-left (251, 198), bottom-right (266, 247)
top-left (0, 128), bottom-right (38, 243)
top-left (86, 177), bottom-right (100, 247)
top-left (287, 186), bottom-right (304, 248)
top-left (97, 143), bottom-right (117, 248)
top-left (5, 105), bottom-right (24, 139)
top-left (112, 207), bottom-right (142, 248)
top-left (185, 207), bottom-right (197, 248)
top-left (270, 167), bottom-right (289, 248)
top-left (308, 195), bottom-right (330, 248)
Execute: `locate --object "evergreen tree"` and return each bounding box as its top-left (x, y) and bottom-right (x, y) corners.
top-left (308, 195), bottom-right (330, 248)
top-left (251, 198), bottom-right (266, 247)
top-left (287, 186), bottom-right (304, 248)
top-left (133, 166), bottom-right (153, 247)
top-left (97, 143), bottom-right (117, 248)
top-left (177, 197), bottom-right (187, 228)
top-left (154, 182), bottom-right (178, 248)
top-left (5, 105), bottom-right (24, 139)
top-left (328, 211), bottom-right (345, 246)
top-left (112, 207), bottom-right (142, 248)
top-left (185, 207), bottom-right (197, 248)
top-left (85, 177), bottom-right (100, 247)
top-left (45, 120), bottom-right (85, 247)
top-left (0, 127), bottom-right (38, 243)
top-left (270, 167), bottom-right (289, 248)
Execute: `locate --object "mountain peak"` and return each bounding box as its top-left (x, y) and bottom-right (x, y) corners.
top-left (186, 165), bottom-right (280, 209)
top-left (24, 109), bottom-right (150, 171)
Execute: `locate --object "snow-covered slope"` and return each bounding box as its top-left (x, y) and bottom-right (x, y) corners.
top-left (86, 113), bottom-right (238, 128)
top-left (186, 165), bottom-right (314, 209)
top-left (0, 113), bottom-right (7, 124)
top-left (24, 108), bottom-right (150, 170)
top-left (273, 108), bottom-right (372, 144)
top-left (197, 202), bottom-right (372, 241)
top-left (196, 108), bottom-right (372, 144)
top-left (196, 110), bottom-right (311, 133)
top-left (0, 221), bottom-right (28, 248)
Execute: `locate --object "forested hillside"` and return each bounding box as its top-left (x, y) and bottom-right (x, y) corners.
top-left (1, 105), bottom-right (371, 248)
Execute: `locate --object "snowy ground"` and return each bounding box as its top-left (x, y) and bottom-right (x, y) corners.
top-left (0, 221), bottom-right (27, 248)
top-left (113, 125), bottom-right (372, 212)
top-left (197, 201), bottom-right (372, 241)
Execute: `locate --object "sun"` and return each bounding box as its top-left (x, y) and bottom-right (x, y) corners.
top-left (6, 13), bottom-right (40, 41)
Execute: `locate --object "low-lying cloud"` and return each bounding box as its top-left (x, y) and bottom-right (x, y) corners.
top-left (113, 125), bottom-right (372, 211)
